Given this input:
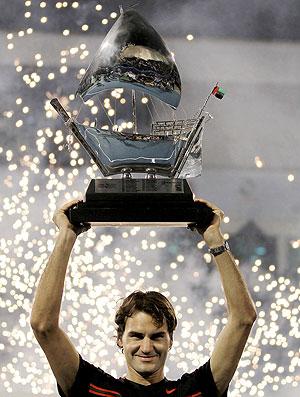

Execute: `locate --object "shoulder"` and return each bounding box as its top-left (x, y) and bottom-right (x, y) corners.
top-left (59, 355), bottom-right (124, 397)
top-left (170, 360), bottom-right (228, 397)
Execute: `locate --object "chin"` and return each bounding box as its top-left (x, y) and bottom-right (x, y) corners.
top-left (137, 368), bottom-right (156, 377)
top-left (135, 364), bottom-right (157, 374)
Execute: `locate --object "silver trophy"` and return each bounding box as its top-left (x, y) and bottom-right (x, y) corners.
top-left (51, 10), bottom-right (224, 228)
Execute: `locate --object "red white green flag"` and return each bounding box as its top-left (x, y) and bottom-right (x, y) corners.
top-left (212, 85), bottom-right (225, 99)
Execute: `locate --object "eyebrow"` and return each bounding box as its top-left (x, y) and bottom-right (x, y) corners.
top-left (128, 331), bottom-right (166, 338)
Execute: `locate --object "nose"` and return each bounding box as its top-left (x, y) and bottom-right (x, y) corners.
top-left (140, 337), bottom-right (153, 354)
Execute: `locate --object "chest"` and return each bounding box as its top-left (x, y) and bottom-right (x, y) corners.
top-left (88, 382), bottom-right (203, 397)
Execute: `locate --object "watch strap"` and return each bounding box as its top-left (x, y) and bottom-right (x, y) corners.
top-left (208, 241), bottom-right (230, 256)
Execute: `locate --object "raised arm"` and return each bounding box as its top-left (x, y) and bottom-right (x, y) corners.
top-left (30, 199), bottom-right (90, 396)
top-left (195, 201), bottom-right (257, 396)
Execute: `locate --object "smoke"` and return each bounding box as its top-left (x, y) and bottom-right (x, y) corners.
top-left (141, 0), bottom-right (300, 40)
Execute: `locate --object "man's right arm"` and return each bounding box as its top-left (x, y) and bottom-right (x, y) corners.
top-left (30, 200), bottom-right (90, 396)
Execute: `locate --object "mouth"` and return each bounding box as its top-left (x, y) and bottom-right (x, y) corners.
top-left (135, 355), bottom-right (158, 361)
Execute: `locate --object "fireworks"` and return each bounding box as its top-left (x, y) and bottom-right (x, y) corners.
top-left (0, 2), bottom-right (299, 396)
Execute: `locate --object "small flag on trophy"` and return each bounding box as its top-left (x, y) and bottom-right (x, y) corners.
top-left (212, 85), bottom-right (225, 99)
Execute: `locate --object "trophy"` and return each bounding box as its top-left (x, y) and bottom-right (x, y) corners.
top-left (51, 10), bottom-right (225, 228)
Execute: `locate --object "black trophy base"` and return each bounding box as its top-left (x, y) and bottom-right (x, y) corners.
top-left (69, 179), bottom-right (213, 229)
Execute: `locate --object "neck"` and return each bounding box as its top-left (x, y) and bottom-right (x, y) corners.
top-left (126, 368), bottom-right (165, 385)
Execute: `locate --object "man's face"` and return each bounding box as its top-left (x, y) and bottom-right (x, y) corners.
top-left (118, 311), bottom-right (172, 384)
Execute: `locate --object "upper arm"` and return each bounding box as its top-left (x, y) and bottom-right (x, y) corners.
top-left (32, 326), bottom-right (79, 397)
top-left (210, 318), bottom-right (255, 396)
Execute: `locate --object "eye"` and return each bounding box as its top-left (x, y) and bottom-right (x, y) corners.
top-left (129, 333), bottom-right (143, 339)
top-left (152, 334), bottom-right (164, 340)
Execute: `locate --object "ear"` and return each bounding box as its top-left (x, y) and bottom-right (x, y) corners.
top-left (117, 338), bottom-right (123, 349)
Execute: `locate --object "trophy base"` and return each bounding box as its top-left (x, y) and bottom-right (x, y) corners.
top-left (69, 179), bottom-right (213, 228)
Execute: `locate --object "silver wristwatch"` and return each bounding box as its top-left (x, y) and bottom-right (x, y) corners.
top-left (208, 241), bottom-right (230, 256)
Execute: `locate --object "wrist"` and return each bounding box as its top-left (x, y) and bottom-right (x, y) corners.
top-left (57, 227), bottom-right (77, 242)
top-left (205, 233), bottom-right (225, 249)
top-left (207, 240), bottom-right (225, 249)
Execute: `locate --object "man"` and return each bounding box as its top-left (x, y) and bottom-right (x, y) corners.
top-left (30, 199), bottom-right (257, 397)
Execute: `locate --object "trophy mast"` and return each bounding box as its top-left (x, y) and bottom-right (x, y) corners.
top-left (132, 89), bottom-right (138, 135)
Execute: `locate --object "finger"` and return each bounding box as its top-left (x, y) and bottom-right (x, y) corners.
top-left (77, 223), bottom-right (91, 235)
top-left (213, 209), bottom-right (225, 220)
top-left (194, 198), bottom-right (221, 212)
top-left (78, 222), bottom-right (91, 229)
top-left (83, 224), bottom-right (91, 232)
top-left (59, 199), bottom-right (82, 212)
top-left (187, 223), bottom-right (196, 231)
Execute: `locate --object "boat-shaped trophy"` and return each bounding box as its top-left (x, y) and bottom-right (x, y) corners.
top-left (51, 10), bottom-right (225, 228)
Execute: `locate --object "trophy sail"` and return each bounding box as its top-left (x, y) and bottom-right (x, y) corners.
top-left (76, 10), bottom-right (181, 109)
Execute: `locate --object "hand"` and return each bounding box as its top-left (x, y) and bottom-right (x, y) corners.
top-left (52, 199), bottom-right (91, 237)
top-left (194, 199), bottom-right (225, 248)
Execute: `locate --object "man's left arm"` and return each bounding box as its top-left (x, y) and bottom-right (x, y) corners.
top-left (196, 202), bottom-right (257, 396)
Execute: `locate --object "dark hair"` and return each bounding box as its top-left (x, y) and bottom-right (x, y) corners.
top-left (115, 291), bottom-right (177, 343)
